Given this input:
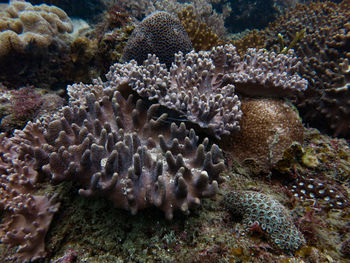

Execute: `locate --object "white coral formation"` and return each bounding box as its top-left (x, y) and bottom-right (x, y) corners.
top-left (224, 191), bottom-right (305, 252)
top-left (0, 0), bottom-right (73, 57)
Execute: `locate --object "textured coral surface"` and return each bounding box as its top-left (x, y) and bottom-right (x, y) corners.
top-left (223, 190), bottom-right (305, 252)
top-left (1, 1), bottom-right (350, 261)
top-left (0, 0), bottom-right (72, 57)
top-left (221, 98), bottom-right (304, 171)
top-left (122, 11), bottom-right (193, 68)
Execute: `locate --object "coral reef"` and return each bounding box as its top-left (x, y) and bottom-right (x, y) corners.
top-left (275, 128), bottom-right (350, 210)
top-left (115, 0), bottom-right (230, 38)
top-left (223, 190), bottom-right (305, 252)
top-left (231, 29), bottom-right (266, 57)
top-left (264, 0), bottom-right (350, 137)
top-left (178, 5), bottom-right (223, 51)
top-left (122, 11), bottom-right (193, 68)
top-left (220, 98), bottom-right (304, 171)
top-left (114, 45), bottom-right (306, 138)
top-left (227, 48), bottom-right (308, 97)
top-left (2, 77), bottom-right (226, 222)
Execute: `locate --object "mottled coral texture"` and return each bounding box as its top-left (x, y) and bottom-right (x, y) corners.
top-left (220, 98), bottom-right (304, 170)
top-left (224, 191), bottom-right (305, 252)
top-left (122, 11), bottom-right (193, 68)
top-left (40, 91), bottom-right (225, 220)
top-left (0, 76), bottom-right (225, 260)
top-left (0, 42), bottom-right (309, 261)
top-left (265, 0), bottom-right (350, 137)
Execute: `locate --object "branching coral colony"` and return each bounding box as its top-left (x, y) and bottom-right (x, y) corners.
top-left (0, 44), bottom-right (309, 261)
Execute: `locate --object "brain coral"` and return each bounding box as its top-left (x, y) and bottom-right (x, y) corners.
top-left (0, 0), bottom-right (73, 57)
top-left (220, 98), bottom-right (304, 170)
top-left (224, 191), bottom-right (305, 252)
top-left (122, 11), bottom-right (193, 68)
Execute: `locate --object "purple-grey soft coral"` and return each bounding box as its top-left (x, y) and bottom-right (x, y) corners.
top-left (110, 44), bottom-right (307, 138)
top-left (12, 88), bottom-right (225, 220)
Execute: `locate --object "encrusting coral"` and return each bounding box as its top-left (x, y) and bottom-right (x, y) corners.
top-left (122, 11), bottom-right (193, 68)
top-left (224, 190), bottom-right (305, 252)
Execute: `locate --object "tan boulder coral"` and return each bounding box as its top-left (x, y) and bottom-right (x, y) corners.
top-left (220, 98), bottom-right (304, 171)
top-left (0, 0), bottom-right (73, 57)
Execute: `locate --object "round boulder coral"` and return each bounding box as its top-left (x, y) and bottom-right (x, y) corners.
top-left (122, 11), bottom-right (193, 68)
top-left (220, 98), bottom-right (304, 170)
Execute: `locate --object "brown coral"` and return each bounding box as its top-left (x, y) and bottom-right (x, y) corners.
top-left (220, 98), bottom-right (304, 170)
top-left (122, 11), bottom-right (193, 68)
top-left (178, 5), bottom-right (223, 51)
top-left (0, 0), bottom-right (73, 57)
top-left (231, 29), bottom-right (267, 57)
